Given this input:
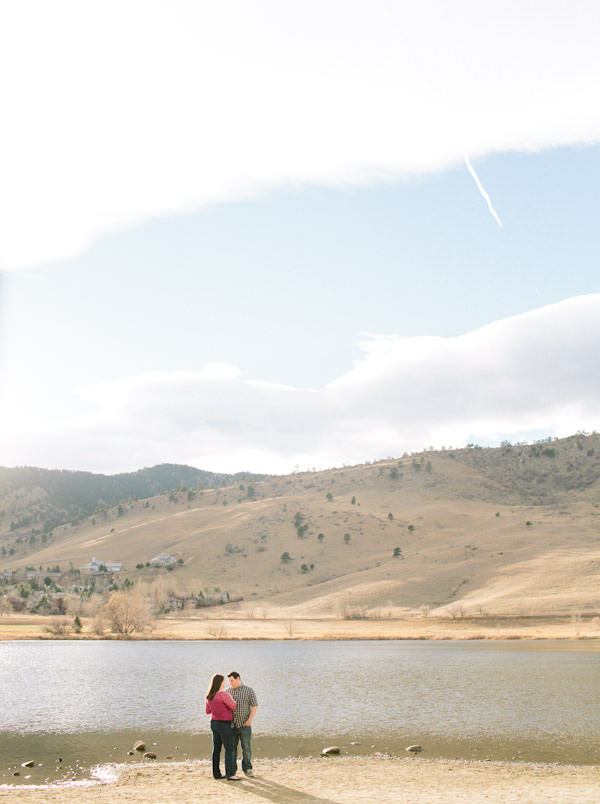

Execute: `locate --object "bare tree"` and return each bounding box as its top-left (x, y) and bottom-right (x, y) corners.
top-left (207, 622), bottom-right (228, 639)
top-left (105, 592), bottom-right (153, 635)
top-left (144, 577), bottom-right (169, 614)
top-left (92, 610), bottom-right (106, 635)
top-left (45, 617), bottom-right (69, 635)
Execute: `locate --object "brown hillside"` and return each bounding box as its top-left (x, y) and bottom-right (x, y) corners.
top-left (1, 434), bottom-right (600, 618)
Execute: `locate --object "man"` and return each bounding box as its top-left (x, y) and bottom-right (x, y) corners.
top-left (226, 671), bottom-right (258, 777)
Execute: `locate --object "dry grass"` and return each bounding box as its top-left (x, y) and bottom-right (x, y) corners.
top-left (1, 612), bottom-right (599, 641)
top-left (2, 435), bottom-right (600, 622)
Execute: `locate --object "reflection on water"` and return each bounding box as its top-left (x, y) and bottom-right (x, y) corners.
top-left (1, 639), bottom-right (599, 782)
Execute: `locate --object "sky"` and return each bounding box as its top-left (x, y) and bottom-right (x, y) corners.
top-left (1, 1), bottom-right (600, 475)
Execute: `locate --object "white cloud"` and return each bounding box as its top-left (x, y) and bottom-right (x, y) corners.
top-left (1, 1), bottom-right (599, 268)
top-left (2, 295), bottom-right (599, 473)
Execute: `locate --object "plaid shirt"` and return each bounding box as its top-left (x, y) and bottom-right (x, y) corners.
top-left (227, 684), bottom-right (258, 728)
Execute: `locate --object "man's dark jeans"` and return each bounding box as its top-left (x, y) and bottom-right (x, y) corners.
top-left (232, 725), bottom-right (253, 772)
top-left (210, 720), bottom-right (237, 778)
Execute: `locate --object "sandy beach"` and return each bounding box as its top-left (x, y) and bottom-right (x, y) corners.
top-left (2, 756), bottom-right (599, 804)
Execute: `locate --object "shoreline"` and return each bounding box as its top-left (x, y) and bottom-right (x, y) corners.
top-left (3, 724), bottom-right (599, 787)
top-left (2, 756), bottom-right (599, 804)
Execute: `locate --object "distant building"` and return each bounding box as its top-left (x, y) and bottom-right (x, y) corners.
top-left (150, 553), bottom-right (177, 567)
top-left (165, 594), bottom-right (201, 611)
top-left (83, 556), bottom-right (123, 574)
top-left (197, 591), bottom-right (231, 606)
top-left (166, 594), bottom-right (186, 610)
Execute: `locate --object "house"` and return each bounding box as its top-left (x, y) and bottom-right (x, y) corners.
top-left (166, 594), bottom-right (186, 610)
top-left (83, 557), bottom-right (123, 575)
top-left (165, 594), bottom-right (201, 611)
top-left (196, 591), bottom-right (231, 606)
top-left (150, 553), bottom-right (177, 567)
top-left (83, 557), bottom-right (104, 574)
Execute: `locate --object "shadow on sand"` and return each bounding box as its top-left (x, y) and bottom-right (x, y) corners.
top-left (238, 773), bottom-right (342, 804)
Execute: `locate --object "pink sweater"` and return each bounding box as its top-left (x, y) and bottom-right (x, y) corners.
top-left (206, 690), bottom-right (237, 720)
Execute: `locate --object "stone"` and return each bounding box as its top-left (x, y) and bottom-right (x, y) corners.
top-left (406, 745), bottom-right (422, 753)
top-left (133, 741), bottom-right (146, 752)
top-left (320, 746), bottom-right (341, 756)
top-left (21, 761), bottom-right (35, 768)
top-left (143, 752), bottom-right (157, 760)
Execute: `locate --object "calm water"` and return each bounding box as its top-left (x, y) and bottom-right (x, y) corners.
top-left (1, 640), bottom-right (599, 783)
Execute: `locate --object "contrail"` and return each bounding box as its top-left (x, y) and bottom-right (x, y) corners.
top-left (464, 152), bottom-right (502, 228)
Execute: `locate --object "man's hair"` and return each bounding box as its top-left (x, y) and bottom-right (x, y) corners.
top-left (228, 671), bottom-right (240, 679)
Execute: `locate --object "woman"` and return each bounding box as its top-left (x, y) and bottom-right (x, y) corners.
top-left (205, 673), bottom-right (240, 780)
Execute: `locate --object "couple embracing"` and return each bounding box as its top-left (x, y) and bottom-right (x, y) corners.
top-left (205, 671), bottom-right (258, 781)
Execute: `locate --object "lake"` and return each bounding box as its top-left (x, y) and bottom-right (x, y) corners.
top-left (1, 640), bottom-right (599, 785)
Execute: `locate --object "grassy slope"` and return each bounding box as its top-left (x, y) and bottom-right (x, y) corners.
top-left (2, 435), bottom-right (600, 617)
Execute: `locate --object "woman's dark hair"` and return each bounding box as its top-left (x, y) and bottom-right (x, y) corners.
top-left (206, 673), bottom-right (225, 700)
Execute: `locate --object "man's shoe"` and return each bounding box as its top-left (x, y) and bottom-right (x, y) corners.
top-left (245, 770), bottom-right (254, 777)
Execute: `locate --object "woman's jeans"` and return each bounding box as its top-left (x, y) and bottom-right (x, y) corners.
top-left (210, 719), bottom-right (237, 778)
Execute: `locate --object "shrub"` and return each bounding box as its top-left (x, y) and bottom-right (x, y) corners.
top-left (105, 592), bottom-right (153, 635)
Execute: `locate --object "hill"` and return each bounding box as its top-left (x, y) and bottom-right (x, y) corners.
top-left (0, 463), bottom-right (266, 534)
top-left (1, 434), bottom-right (600, 619)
